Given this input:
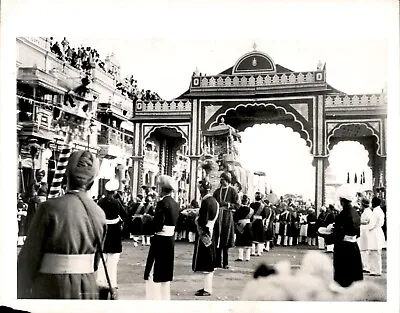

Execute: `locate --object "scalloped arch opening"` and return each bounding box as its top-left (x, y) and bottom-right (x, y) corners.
top-left (327, 123), bottom-right (380, 156)
top-left (211, 102), bottom-right (312, 153)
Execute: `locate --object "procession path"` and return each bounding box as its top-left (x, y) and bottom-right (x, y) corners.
top-left (117, 240), bottom-right (387, 300)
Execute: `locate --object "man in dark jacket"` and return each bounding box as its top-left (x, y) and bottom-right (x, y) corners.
top-left (333, 185), bottom-right (363, 287)
top-left (213, 172), bottom-right (239, 269)
top-left (192, 180), bottom-right (220, 296)
top-left (96, 179), bottom-right (128, 299)
top-left (144, 175), bottom-right (179, 300)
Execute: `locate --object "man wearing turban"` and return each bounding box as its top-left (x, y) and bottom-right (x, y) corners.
top-left (332, 184), bottom-right (363, 287)
top-left (192, 180), bottom-right (220, 296)
top-left (144, 175), bottom-right (179, 300)
top-left (23, 169), bottom-right (48, 235)
top-left (96, 179), bottom-right (128, 299)
top-left (17, 151), bottom-right (107, 299)
top-left (212, 171), bottom-right (239, 269)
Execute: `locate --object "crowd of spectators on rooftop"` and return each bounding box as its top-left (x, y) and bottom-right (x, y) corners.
top-left (47, 37), bottom-right (162, 102)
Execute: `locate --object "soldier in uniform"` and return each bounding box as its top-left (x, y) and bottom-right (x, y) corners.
top-left (23, 169), bottom-right (48, 234)
top-left (264, 202), bottom-right (275, 252)
top-left (332, 184), bottom-right (363, 287)
top-left (192, 180), bottom-right (220, 296)
top-left (213, 172), bottom-right (239, 269)
top-left (250, 192), bottom-right (267, 256)
top-left (144, 175), bottom-right (179, 300)
top-left (234, 195), bottom-right (253, 261)
top-left (276, 203), bottom-right (291, 246)
top-left (96, 179), bottom-right (128, 299)
top-left (17, 150), bottom-right (106, 299)
top-left (306, 208), bottom-right (318, 246)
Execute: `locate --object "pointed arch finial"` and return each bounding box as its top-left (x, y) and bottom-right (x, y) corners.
top-left (252, 41), bottom-right (257, 51)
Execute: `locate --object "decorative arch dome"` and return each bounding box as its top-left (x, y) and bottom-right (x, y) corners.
top-left (232, 51), bottom-right (276, 75)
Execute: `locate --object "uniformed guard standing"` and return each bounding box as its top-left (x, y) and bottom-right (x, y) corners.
top-left (192, 180), bottom-right (220, 296)
top-left (96, 179), bottom-right (128, 299)
top-left (144, 175), bottom-right (179, 300)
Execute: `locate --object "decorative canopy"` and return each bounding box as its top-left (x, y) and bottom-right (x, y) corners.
top-left (202, 118), bottom-right (241, 139)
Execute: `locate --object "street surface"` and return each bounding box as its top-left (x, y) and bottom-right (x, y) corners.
top-left (117, 240), bottom-right (387, 300)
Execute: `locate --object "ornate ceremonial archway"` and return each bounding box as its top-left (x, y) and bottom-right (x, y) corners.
top-left (132, 48), bottom-right (387, 209)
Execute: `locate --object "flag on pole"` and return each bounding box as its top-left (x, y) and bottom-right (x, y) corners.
top-left (347, 172), bottom-right (350, 184)
top-left (48, 143), bottom-right (72, 199)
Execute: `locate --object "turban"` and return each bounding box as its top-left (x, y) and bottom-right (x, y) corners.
top-left (66, 150), bottom-right (99, 188)
top-left (105, 179), bottom-right (119, 191)
top-left (198, 179), bottom-right (212, 191)
top-left (337, 184), bottom-right (355, 201)
top-left (361, 198), bottom-right (370, 208)
top-left (36, 169), bottom-right (45, 176)
top-left (220, 172), bottom-right (232, 183)
top-left (158, 175), bottom-right (176, 191)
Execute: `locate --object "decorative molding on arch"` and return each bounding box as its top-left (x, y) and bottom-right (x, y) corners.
top-left (210, 102), bottom-right (313, 150)
top-left (291, 103), bottom-right (309, 122)
top-left (204, 105), bottom-right (223, 125)
top-left (142, 123), bottom-right (190, 149)
top-left (326, 120), bottom-right (383, 156)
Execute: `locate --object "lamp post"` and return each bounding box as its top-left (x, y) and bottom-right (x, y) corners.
top-left (87, 120), bottom-right (96, 151)
top-left (28, 139), bottom-right (41, 184)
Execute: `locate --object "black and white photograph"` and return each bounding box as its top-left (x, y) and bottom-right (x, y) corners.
top-left (0, 0), bottom-right (399, 312)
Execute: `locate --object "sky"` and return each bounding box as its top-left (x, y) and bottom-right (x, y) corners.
top-left (61, 37), bottom-right (388, 101)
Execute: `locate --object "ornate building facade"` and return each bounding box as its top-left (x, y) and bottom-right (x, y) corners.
top-left (134, 48), bottom-right (387, 210)
top-left (16, 37), bottom-right (134, 198)
top-left (16, 38), bottom-right (387, 209)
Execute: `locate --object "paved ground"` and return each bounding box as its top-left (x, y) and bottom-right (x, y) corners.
top-left (117, 240), bottom-right (387, 300)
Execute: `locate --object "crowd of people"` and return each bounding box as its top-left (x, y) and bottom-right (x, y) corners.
top-left (46, 37), bottom-right (162, 102)
top-left (16, 149), bottom-right (386, 300)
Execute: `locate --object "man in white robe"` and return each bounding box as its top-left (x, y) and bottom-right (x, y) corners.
top-left (358, 198), bottom-right (373, 273)
top-left (366, 197), bottom-right (385, 276)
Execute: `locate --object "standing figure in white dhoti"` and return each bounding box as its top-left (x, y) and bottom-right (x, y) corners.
top-left (192, 180), bottom-right (220, 296)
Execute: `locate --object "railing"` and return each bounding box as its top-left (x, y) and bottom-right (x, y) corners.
top-left (92, 67), bottom-right (116, 89)
top-left (24, 37), bottom-right (51, 51)
top-left (190, 71), bottom-right (325, 89)
top-left (98, 128), bottom-right (135, 155)
top-left (18, 67), bottom-right (59, 86)
top-left (136, 100), bottom-right (192, 112)
top-left (324, 94), bottom-right (386, 107)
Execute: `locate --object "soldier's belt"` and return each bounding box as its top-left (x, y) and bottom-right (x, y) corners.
top-left (106, 217), bottom-right (120, 224)
top-left (253, 215), bottom-right (262, 220)
top-left (155, 225), bottom-right (175, 236)
top-left (343, 235), bottom-right (357, 243)
top-left (39, 253), bottom-right (95, 274)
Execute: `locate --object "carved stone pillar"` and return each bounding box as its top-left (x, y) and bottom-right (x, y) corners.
top-left (188, 99), bottom-right (201, 202)
top-left (131, 121), bottom-right (143, 197)
top-left (372, 155), bottom-right (386, 191)
top-left (313, 156), bottom-right (328, 215)
top-left (313, 95), bottom-right (327, 214)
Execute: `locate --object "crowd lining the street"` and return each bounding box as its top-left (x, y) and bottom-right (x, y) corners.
top-left (47, 37), bottom-right (162, 102)
top-left (16, 150), bottom-right (387, 301)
